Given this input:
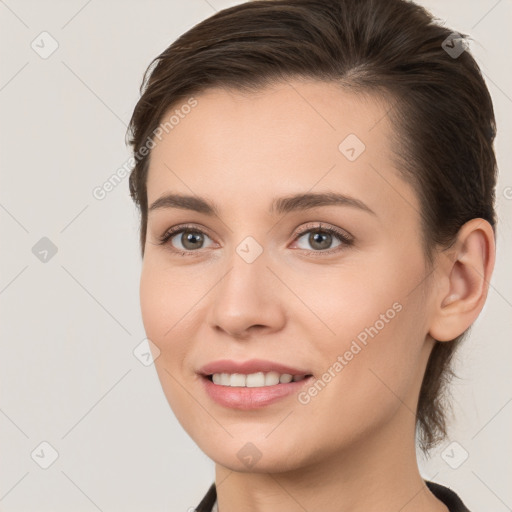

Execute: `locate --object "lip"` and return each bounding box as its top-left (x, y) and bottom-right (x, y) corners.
top-left (200, 374), bottom-right (314, 409)
top-left (198, 358), bottom-right (312, 377)
top-left (197, 358), bottom-right (314, 410)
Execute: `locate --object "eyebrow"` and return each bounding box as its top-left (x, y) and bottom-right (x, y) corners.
top-left (148, 191), bottom-right (376, 217)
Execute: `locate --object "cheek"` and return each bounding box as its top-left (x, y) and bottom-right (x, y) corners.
top-left (139, 257), bottom-right (204, 344)
top-left (139, 260), bottom-right (194, 386)
top-left (304, 255), bottom-right (429, 430)
top-left (139, 256), bottom-right (216, 399)
top-left (139, 261), bottom-right (203, 425)
top-left (139, 263), bottom-right (167, 342)
top-left (290, 304), bottom-right (425, 463)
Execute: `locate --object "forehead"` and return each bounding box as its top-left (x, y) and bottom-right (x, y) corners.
top-left (146, 79), bottom-right (419, 223)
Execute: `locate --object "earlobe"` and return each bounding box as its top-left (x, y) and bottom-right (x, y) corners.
top-left (428, 219), bottom-right (496, 342)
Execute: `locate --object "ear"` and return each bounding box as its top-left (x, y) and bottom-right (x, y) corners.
top-left (428, 218), bottom-right (496, 342)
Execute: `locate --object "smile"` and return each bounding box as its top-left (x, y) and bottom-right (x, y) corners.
top-left (209, 371), bottom-right (310, 387)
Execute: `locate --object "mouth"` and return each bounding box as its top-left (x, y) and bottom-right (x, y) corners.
top-left (197, 359), bottom-right (314, 408)
top-left (197, 359), bottom-right (315, 409)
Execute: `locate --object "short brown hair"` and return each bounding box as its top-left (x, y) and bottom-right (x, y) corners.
top-left (127, 0), bottom-right (498, 453)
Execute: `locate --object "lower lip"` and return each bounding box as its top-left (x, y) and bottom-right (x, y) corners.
top-left (200, 375), bottom-right (314, 409)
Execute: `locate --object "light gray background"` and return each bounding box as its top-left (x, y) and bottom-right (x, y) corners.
top-left (0, 0), bottom-right (510, 510)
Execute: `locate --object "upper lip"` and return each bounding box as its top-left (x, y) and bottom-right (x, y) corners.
top-left (198, 359), bottom-right (312, 376)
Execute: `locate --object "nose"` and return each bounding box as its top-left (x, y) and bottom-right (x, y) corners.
top-left (207, 247), bottom-right (286, 340)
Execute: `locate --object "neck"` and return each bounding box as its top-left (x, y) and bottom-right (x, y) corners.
top-left (214, 408), bottom-right (448, 512)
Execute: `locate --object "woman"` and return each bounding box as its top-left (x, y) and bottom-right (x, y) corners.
top-left (127, 0), bottom-right (497, 510)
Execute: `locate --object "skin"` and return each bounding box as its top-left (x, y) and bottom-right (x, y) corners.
top-left (139, 79), bottom-right (495, 512)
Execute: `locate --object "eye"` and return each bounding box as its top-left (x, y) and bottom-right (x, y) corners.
top-left (292, 223), bottom-right (353, 254)
top-left (158, 224), bottom-right (215, 255)
top-left (157, 222), bottom-right (353, 257)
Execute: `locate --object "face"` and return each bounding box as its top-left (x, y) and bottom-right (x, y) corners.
top-left (140, 79), bottom-right (436, 473)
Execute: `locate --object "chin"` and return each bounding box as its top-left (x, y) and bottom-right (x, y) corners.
top-left (187, 425), bottom-right (317, 473)
top-left (208, 445), bottom-right (308, 474)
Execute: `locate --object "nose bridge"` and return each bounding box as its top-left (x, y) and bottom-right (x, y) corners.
top-left (218, 221), bottom-right (271, 293)
top-left (217, 236), bottom-right (271, 309)
top-left (207, 234), bottom-right (285, 337)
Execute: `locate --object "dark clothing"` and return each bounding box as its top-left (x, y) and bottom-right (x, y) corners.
top-left (195, 480), bottom-right (471, 511)
top-left (425, 481), bottom-right (471, 512)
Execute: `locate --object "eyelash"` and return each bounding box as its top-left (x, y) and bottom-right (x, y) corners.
top-left (157, 223), bottom-right (354, 257)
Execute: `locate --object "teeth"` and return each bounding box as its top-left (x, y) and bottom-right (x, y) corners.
top-left (265, 371), bottom-right (280, 386)
top-left (230, 373), bottom-right (246, 387)
top-left (210, 371), bottom-right (308, 387)
top-left (246, 372), bottom-right (265, 387)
